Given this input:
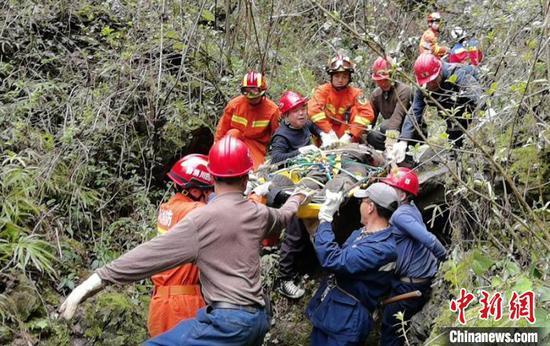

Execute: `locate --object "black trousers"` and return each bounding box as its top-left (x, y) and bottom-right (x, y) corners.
top-left (278, 216), bottom-right (310, 280)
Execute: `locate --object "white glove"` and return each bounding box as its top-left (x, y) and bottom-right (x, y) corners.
top-left (59, 273), bottom-right (104, 320)
top-left (252, 181), bottom-right (272, 197)
top-left (318, 190), bottom-right (344, 223)
top-left (298, 145), bottom-right (321, 155)
top-left (339, 133), bottom-right (352, 144)
top-left (390, 141), bottom-right (408, 163)
top-left (320, 130), bottom-right (338, 148)
top-left (244, 180), bottom-right (254, 195)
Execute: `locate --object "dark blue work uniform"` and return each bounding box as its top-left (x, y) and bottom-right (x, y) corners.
top-left (307, 222), bottom-right (397, 346)
top-left (380, 203), bottom-right (445, 346)
top-left (400, 62), bottom-right (481, 147)
top-left (269, 120), bottom-right (321, 281)
top-left (269, 120), bottom-right (320, 164)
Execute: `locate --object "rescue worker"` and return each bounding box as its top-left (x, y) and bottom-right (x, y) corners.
top-left (306, 183), bottom-right (400, 346)
top-left (448, 26), bottom-right (484, 66)
top-left (391, 53), bottom-right (482, 162)
top-left (419, 12), bottom-right (449, 58)
top-left (380, 167), bottom-right (446, 345)
top-left (215, 71), bottom-right (281, 168)
top-left (367, 56), bottom-right (413, 151)
top-left (59, 136), bottom-right (311, 345)
top-left (270, 90), bottom-right (321, 164)
top-left (267, 91), bottom-right (321, 298)
top-left (308, 54), bottom-right (375, 147)
top-left (147, 154), bottom-right (213, 337)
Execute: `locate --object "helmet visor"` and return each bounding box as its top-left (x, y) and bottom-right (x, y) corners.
top-left (241, 87), bottom-right (264, 99)
top-left (328, 57), bottom-right (353, 72)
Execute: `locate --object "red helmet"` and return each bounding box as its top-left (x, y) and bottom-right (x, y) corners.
top-left (414, 53), bottom-right (442, 86)
top-left (278, 91), bottom-right (308, 114)
top-left (208, 135), bottom-right (253, 178)
top-left (326, 54), bottom-right (355, 74)
top-left (167, 154), bottom-right (214, 189)
top-left (427, 12), bottom-right (442, 23)
top-left (371, 56), bottom-right (394, 81)
top-left (241, 71), bottom-right (267, 97)
top-left (382, 167), bottom-right (419, 196)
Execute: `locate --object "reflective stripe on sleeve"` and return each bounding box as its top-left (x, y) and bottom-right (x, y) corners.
top-left (353, 116), bottom-right (371, 126)
top-left (252, 120), bottom-right (270, 128)
top-left (311, 112), bottom-right (326, 122)
top-left (157, 225), bottom-right (168, 235)
top-left (231, 115), bottom-right (248, 126)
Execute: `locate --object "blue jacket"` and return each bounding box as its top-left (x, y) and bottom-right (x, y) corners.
top-left (401, 62), bottom-right (482, 140)
top-left (269, 120), bottom-right (320, 163)
top-left (306, 222), bottom-right (397, 342)
top-left (391, 203), bottom-right (444, 279)
top-left (313, 222), bottom-right (396, 310)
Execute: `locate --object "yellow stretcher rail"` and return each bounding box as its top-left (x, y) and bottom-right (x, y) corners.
top-left (297, 203), bottom-right (321, 219)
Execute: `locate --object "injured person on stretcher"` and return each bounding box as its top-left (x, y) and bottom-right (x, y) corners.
top-left (248, 142), bottom-right (386, 242)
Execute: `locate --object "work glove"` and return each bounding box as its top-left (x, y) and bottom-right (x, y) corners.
top-left (59, 273), bottom-right (104, 320)
top-left (252, 181), bottom-right (272, 197)
top-left (320, 130), bottom-right (338, 148)
top-left (291, 186), bottom-right (317, 205)
top-left (298, 144), bottom-right (321, 155)
top-left (318, 190), bottom-right (344, 223)
top-left (244, 172), bottom-right (259, 195)
top-left (244, 180), bottom-right (254, 195)
top-left (339, 133), bottom-right (352, 145)
top-left (389, 141), bottom-right (408, 163)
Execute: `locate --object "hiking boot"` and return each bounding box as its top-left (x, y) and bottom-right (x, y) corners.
top-left (278, 280), bottom-right (305, 299)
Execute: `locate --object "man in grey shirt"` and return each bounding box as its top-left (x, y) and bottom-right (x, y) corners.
top-left (60, 136), bottom-right (308, 345)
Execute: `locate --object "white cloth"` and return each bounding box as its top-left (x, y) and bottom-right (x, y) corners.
top-left (338, 133), bottom-right (352, 144)
top-left (318, 190), bottom-right (344, 223)
top-left (59, 273), bottom-right (104, 320)
top-left (389, 141), bottom-right (408, 163)
top-left (320, 130), bottom-right (338, 148)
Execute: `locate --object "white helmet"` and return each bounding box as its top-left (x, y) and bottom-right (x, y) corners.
top-left (451, 26), bottom-right (468, 41)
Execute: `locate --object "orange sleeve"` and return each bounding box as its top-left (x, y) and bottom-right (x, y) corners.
top-left (214, 103), bottom-right (234, 142)
top-left (349, 90), bottom-right (375, 140)
top-left (307, 85), bottom-right (332, 133)
top-left (269, 107), bottom-right (281, 136)
top-left (419, 30), bottom-right (436, 54)
top-left (434, 43), bottom-right (449, 57)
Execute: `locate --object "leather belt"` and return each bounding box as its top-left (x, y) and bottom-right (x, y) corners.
top-left (154, 285), bottom-right (201, 297)
top-left (210, 302), bottom-right (262, 314)
top-left (400, 277), bottom-right (430, 284)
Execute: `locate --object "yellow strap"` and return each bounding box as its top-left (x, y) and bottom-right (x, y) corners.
top-left (252, 120), bottom-right (270, 128)
top-left (311, 112), bottom-right (326, 122)
top-left (231, 115), bottom-right (248, 126)
top-left (338, 107), bottom-right (347, 115)
top-left (157, 225), bottom-right (168, 234)
top-left (325, 104), bottom-right (336, 114)
top-left (333, 154), bottom-right (341, 176)
top-left (353, 116), bottom-right (371, 126)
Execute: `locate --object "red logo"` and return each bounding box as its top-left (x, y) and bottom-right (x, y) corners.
top-left (450, 289), bottom-right (536, 325)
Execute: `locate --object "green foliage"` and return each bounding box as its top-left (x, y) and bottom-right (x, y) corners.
top-left (0, 0), bottom-right (548, 344)
top-left (82, 290), bottom-right (149, 345)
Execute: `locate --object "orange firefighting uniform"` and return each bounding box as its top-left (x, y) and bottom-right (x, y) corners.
top-left (214, 95), bottom-right (281, 169)
top-left (147, 193), bottom-right (206, 337)
top-left (307, 83), bottom-right (374, 141)
top-left (419, 28), bottom-right (448, 58)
